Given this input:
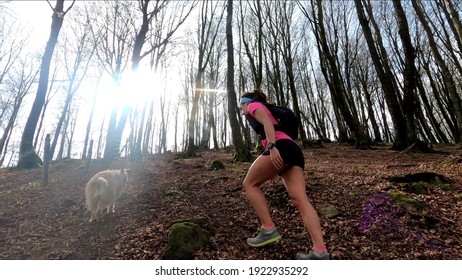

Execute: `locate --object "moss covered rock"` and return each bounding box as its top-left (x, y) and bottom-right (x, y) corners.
top-left (318, 203), bottom-right (339, 218)
top-left (169, 217), bottom-right (216, 235)
top-left (209, 160), bottom-right (225, 170)
top-left (389, 191), bottom-right (421, 210)
top-left (163, 188), bottom-right (183, 202)
top-left (162, 222), bottom-right (211, 260)
top-left (407, 182), bottom-right (431, 195)
top-left (388, 172), bottom-right (452, 194)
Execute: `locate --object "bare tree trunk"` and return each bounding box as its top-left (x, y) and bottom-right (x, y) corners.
top-left (17, 0), bottom-right (75, 169)
top-left (274, 1), bottom-right (307, 144)
top-left (33, 69), bottom-right (59, 151)
top-left (0, 67), bottom-right (37, 159)
top-left (442, 0), bottom-right (462, 56)
top-left (353, 0), bottom-right (407, 149)
top-left (143, 100), bottom-right (155, 154)
top-left (392, 0), bottom-right (420, 149)
top-left (96, 117), bottom-right (106, 159)
top-left (85, 139), bottom-right (93, 173)
top-left (227, 0), bottom-right (251, 162)
top-left (133, 102), bottom-right (147, 158)
top-left (43, 134), bottom-right (50, 187)
top-left (186, 0), bottom-right (225, 156)
top-left (239, 0), bottom-right (264, 88)
top-left (159, 95), bottom-right (169, 153)
top-left (56, 106), bottom-right (71, 160)
top-left (105, 0), bottom-right (155, 161)
top-left (415, 68), bottom-right (449, 143)
top-left (174, 104), bottom-right (179, 152)
top-left (412, 0), bottom-right (462, 143)
top-left (311, 0), bottom-right (371, 148)
top-left (82, 82), bottom-right (100, 159)
top-left (50, 90), bottom-right (73, 160)
top-left (66, 108), bottom-right (78, 158)
top-left (53, 28), bottom-right (95, 160)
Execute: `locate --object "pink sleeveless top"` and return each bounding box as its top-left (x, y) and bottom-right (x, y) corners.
top-left (247, 102), bottom-right (293, 149)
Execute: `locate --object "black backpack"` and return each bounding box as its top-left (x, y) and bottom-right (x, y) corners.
top-left (245, 103), bottom-right (299, 140)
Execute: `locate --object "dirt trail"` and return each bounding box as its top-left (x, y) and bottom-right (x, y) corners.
top-left (1, 144), bottom-right (461, 259)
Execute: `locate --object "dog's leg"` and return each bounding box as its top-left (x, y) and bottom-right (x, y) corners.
top-left (89, 210), bottom-right (96, 222)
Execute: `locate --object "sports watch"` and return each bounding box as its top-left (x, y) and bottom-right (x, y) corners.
top-left (268, 142), bottom-right (276, 150)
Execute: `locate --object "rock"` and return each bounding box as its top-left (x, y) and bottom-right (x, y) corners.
top-left (209, 160), bottom-right (225, 170)
top-left (407, 182), bottom-right (430, 195)
top-left (388, 191), bottom-right (421, 210)
top-left (162, 221), bottom-right (211, 260)
top-left (163, 188), bottom-right (183, 202)
top-left (387, 172), bottom-right (452, 194)
top-left (318, 203), bottom-right (339, 218)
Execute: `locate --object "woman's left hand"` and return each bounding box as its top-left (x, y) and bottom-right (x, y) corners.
top-left (269, 147), bottom-right (284, 170)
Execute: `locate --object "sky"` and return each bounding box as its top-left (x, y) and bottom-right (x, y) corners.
top-left (5, 1), bottom-right (52, 49)
top-left (1, 1), bottom-right (190, 166)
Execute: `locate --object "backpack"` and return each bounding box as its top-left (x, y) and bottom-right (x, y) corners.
top-left (245, 103), bottom-right (299, 140)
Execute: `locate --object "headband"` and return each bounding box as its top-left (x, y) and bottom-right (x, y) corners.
top-left (240, 97), bottom-right (254, 104)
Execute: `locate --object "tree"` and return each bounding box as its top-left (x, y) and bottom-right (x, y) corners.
top-left (50, 17), bottom-right (96, 160)
top-left (17, 0), bottom-right (76, 169)
top-left (92, 0), bottom-right (194, 161)
top-left (239, 0), bottom-right (264, 89)
top-left (392, 0), bottom-right (420, 149)
top-left (303, 0), bottom-right (371, 148)
top-left (267, 1), bottom-right (309, 145)
top-left (353, 0), bottom-right (407, 149)
top-left (227, 0), bottom-right (251, 162)
top-left (412, 0), bottom-right (462, 143)
top-left (131, 0), bottom-right (195, 158)
top-left (0, 59), bottom-right (38, 166)
top-left (0, 13), bottom-right (26, 85)
top-left (186, 0), bottom-right (225, 156)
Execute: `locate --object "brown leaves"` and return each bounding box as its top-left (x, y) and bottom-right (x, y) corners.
top-left (0, 144), bottom-right (461, 259)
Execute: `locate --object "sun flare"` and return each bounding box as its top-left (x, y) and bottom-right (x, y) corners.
top-left (96, 69), bottom-right (160, 112)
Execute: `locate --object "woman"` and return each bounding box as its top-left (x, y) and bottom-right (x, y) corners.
top-left (240, 89), bottom-right (329, 260)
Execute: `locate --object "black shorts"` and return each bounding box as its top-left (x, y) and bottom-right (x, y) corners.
top-left (262, 139), bottom-right (305, 170)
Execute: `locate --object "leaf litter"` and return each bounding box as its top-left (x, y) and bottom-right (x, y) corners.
top-left (0, 143), bottom-right (460, 260)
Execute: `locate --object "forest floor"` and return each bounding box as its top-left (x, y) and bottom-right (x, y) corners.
top-left (0, 143), bottom-right (461, 260)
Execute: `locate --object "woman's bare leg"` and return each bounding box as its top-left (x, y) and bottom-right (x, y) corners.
top-left (243, 154), bottom-right (280, 225)
top-left (282, 166), bottom-right (325, 247)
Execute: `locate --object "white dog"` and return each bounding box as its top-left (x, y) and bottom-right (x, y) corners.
top-left (85, 168), bottom-right (128, 222)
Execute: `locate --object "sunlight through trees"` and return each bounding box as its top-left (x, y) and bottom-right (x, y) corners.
top-left (1, 0), bottom-right (462, 168)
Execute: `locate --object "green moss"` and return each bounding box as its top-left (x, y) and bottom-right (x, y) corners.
top-left (163, 189), bottom-right (183, 202)
top-left (209, 160), bottom-right (225, 170)
top-left (171, 217), bottom-right (208, 228)
top-left (407, 182), bottom-right (430, 194)
top-left (432, 176), bottom-right (452, 191)
top-left (162, 222), bottom-right (211, 260)
top-left (455, 194), bottom-right (462, 200)
top-left (318, 204), bottom-right (339, 218)
top-left (389, 191), bottom-right (422, 210)
top-left (438, 183), bottom-right (452, 191)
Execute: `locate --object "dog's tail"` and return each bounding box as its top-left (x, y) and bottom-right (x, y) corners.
top-left (92, 177), bottom-right (108, 198)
